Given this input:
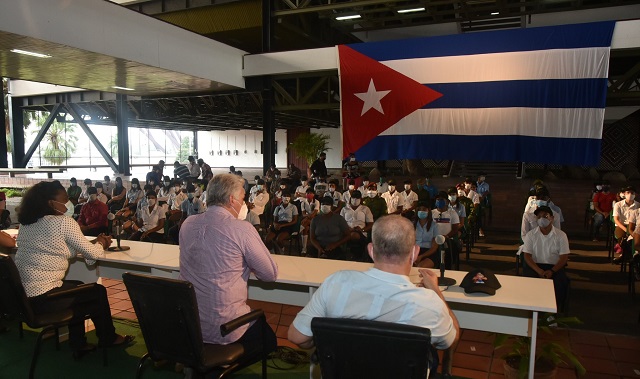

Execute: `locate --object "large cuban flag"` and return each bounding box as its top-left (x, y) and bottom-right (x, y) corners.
top-left (338, 21), bottom-right (616, 166)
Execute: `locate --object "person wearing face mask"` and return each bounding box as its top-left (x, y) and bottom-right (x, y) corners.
top-left (399, 179), bottom-right (418, 219)
top-left (415, 178), bottom-right (432, 209)
top-left (299, 188), bottom-right (320, 256)
top-left (423, 177), bottom-right (438, 200)
top-left (107, 177), bottom-right (127, 213)
top-left (157, 176), bottom-right (174, 207)
top-left (77, 187), bottom-right (109, 236)
top-left (324, 181), bottom-right (344, 213)
top-left (121, 178), bottom-right (143, 215)
top-left (340, 191), bottom-right (373, 261)
top-left (432, 192), bottom-right (460, 240)
top-left (414, 205), bottom-right (438, 268)
top-left (169, 181), bottom-right (188, 211)
top-left (173, 160), bottom-right (190, 180)
top-left (376, 176), bottom-right (389, 194)
top-left (310, 153), bottom-right (328, 181)
top-left (295, 176), bottom-right (310, 199)
top-left (357, 176), bottom-right (370, 195)
top-left (342, 179), bottom-right (357, 206)
top-left (612, 186), bottom-right (640, 263)
top-left (288, 163), bottom-right (302, 186)
top-left (94, 182), bottom-right (108, 204)
top-left (168, 185), bottom-right (205, 244)
top-left (520, 187), bottom-right (562, 241)
top-left (381, 179), bottom-right (401, 215)
top-left (362, 183), bottom-right (388, 221)
top-left (447, 187), bottom-right (466, 228)
top-left (247, 179), bottom-right (270, 229)
top-left (314, 178), bottom-right (329, 198)
top-left (462, 178), bottom-right (480, 206)
top-left (522, 206), bottom-right (570, 311)
top-left (77, 178), bottom-right (93, 205)
top-left (342, 152), bottom-right (361, 184)
top-left (475, 174), bottom-right (490, 238)
top-left (309, 197), bottom-right (351, 259)
top-left (265, 191), bottom-right (299, 254)
top-left (102, 176), bottom-right (113, 200)
top-left (15, 180), bottom-right (135, 357)
top-left (179, 173), bottom-right (278, 364)
top-left (128, 191), bottom-right (165, 243)
top-left (592, 181), bottom-right (616, 241)
top-left (67, 177), bottom-right (81, 205)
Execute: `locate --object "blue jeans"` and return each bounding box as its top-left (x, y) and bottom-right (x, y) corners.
top-left (592, 213), bottom-right (606, 237)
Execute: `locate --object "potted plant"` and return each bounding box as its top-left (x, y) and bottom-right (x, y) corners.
top-left (289, 133), bottom-right (331, 177)
top-left (493, 314), bottom-right (586, 379)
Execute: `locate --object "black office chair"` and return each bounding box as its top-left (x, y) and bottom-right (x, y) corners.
top-left (310, 317), bottom-right (432, 379)
top-left (122, 272), bottom-right (268, 379)
top-left (0, 253), bottom-right (107, 379)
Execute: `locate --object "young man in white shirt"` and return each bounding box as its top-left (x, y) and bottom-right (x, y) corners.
top-left (399, 179), bottom-right (418, 219)
top-left (381, 179), bottom-right (401, 215)
top-left (340, 190), bottom-right (374, 261)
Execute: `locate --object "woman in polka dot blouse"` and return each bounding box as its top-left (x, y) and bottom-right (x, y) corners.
top-left (14, 181), bottom-right (134, 358)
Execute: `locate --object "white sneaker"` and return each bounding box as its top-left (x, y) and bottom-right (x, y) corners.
top-left (479, 229), bottom-right (485, 237)
top-left (301, 249), bottom-right (307, 257)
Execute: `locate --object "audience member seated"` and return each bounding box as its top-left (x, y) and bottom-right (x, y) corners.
top-left (381, 179), bottom-right (401, 215)
top-left (613, 186), bottom-right (640, 263)
top-left (415, 178), bottom-right (432, 208)
top-left (107, 177), bottom-right (126, 213)
top-left (342, 179), bottom-right (357, 206)
top-left (145, 165), bottom-right (161, 187)
top-left (343, 152), bottom-right (361, 186)
top-left (173, 160), bottom-right (190, 180)
top-left (157, 176), bottom-right (174, 207)
top-left (309, 197), bottom-right (351, 259)
top-left (592, 182), bottom-right (616, 241)
top-left (447, 187), bottom-right (466, 236)
top-left (264, 164), bottom-right (279, 187)
top-left (246, 179), bottom-right (269, 229)
top-left (432, 191), bottom-right (460, 269)
top-left (309, 153), bottom-right (328, 181)
top-left (14, 180), bottom-right (134, 357)
top-left (400, 179), bottom-right (418, 219)
top-left (288, 215), bottom-right (459, 375)
top-left (423, 177), bottom-right (438, 199)
top-left (324, 180), bottom-right (344, 213)
top-left (415, 205), bottom-right (438, 268)
top-left (168, 185), bottom-right (205, 244)
top-left (265, 191), bottom-right (299, 254)
top-left (376, 176), bottom-right (389, 194)
top-left (77, 187), bottom-right (108, 236)
top-left (102, 176), bottom-right (113, 200)
top-left (299, 188), bottom-right (320, 256)
top-left (77, 178), bottom-right (92, 205)
top-left (67, 177), bottom-right (81, 206)
top-left (295, 176), bottom-right (309, 198)
top-left (128, 191), bottom-right (165, 243)
top-left (94, 182), bottom-right (108, 204)
top-left (357, 176), bottom-right (370, 195)
top-left (521, 186), bottom-right (563, 241)
top-left (121, 178), bottom-right (143, 215)
top-left (340, 190), bottom-right (373, 261)
top-left (313, 178), bottom-right (328, 198)
top-left (179, 173), bottom-right (277, 363)
top-left (288, 163), bottom-right (302, 186)
top-left (522, 206), bottom-right (570, 310)
top-left (362, 183), bottom-right (388, 220)
top-left (170, 180), bottom-right (188, 211)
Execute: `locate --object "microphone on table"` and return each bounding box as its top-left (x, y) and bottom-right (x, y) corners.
top-left (107, 213), bottom-right (130, 252)
top-left (435, 235), bottom-right (456, 287)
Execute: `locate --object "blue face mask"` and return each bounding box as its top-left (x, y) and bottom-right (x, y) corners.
top-left (435, 199), bottom-right (446, 209)
top-left (536, 200), bottom-right (547, 207)
top-left (417, 211), bottom-right (429, 220)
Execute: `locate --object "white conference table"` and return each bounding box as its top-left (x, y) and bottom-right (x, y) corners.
top-left (37, 237), bottom-right (553, 379)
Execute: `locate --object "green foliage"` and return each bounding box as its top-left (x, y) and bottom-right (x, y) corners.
top-left (28, 111), bottom-right (78, 166)
top-left (289, 133), bottom-right (331, 166)
top-left (493, 314), bottom-right (585, 378)
top-left (175, 136), bottom-right (192, 162)
top-left (0, 187), bottom-right (25, 197)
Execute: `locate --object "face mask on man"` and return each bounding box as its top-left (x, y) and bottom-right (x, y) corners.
top-left (465, 184), bottom-right (471, 190)
top-left (448, 195), bottom-right (457, 203)
top-left (280, 185), bottom-right (286, 190)
top-left (536, 200), bottom-right (547, 207)
top-left (132, 184), bottom-right (138, 189)
top-left (404, 184), bottom-right (411, 191)
top-left (368, 191), bottom-right (377, 198)
top-left (626, 193), bottom-right (635, 202)
top-left (148, 199), bottom-right (157, 207)
top-left (164, 181), bottom-right (170, 187)
top-left (301, 181), bottom-right (307, 186)
top-left (596, 185), bottom-right (603, 191)
top-left (282, 197), bottom-right (291, 205)
top-left (306, 194), bottom-right (314, 201)
top-left (537, 217), bottom-right (551, 228)
top-left (348, 185), bottom-right (355, 190)
top-left (389, 185), bottom-right (396, 192)
top-left (417, 211), bottom-right (429, 220)
top-left (457, 189), bottom-right (465, 197)
top-left (256, 185), bottom-right (263, 191)
top-left (237, 202), bottom-right (248, 220)
top-left (321, 205), bottom-right (332, 214)
top-left (188, 193), bottom-right (194, 199)
top-left (363, 181), bottom-right (369, 187)
top-left (329, 187), bottom-right (335, 193)
top-left (351, 198), bottom-right (360, 207)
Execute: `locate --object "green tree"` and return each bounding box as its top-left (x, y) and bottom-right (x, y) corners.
top-left (175, 135), bottom-right (192, 162)
top-left (29, 111), bottom-right (78, 166)
top-left (289, 132), bottom-right (331, 166)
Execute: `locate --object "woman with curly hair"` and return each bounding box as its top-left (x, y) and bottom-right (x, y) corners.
top-left (14, 180), bottom-right (134, 358)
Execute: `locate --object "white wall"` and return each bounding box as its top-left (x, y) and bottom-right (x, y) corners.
top-left (196, 129), bottom-right (288, 170)
top-left (315, 127), bottom-right (343, 169)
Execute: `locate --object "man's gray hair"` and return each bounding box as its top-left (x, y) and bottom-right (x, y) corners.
top-left (206, 173), bottom-right (244, 207)
top-left (371, 215), bottom-right (415, 262)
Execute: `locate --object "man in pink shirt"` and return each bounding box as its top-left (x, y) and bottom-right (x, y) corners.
top-left (179, 173), bottom-right (278, 360)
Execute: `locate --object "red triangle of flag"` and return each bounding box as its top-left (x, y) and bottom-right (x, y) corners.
top-left (339, 45), bottom-right (443, 158)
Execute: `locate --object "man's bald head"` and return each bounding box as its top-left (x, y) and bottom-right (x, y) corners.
top-left (371, 215), bottom-right (416, 263)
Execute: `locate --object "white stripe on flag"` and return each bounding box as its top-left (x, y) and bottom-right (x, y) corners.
top-left (382, 47), bottom-right (610, 84)
top-left (378, 108), bottom-right (605, 139)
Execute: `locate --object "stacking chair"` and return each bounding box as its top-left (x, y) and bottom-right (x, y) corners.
top-left (310, 317), bottom-right (432, 379)
top-left (122, 272), bottom-right (268, 379)
top-left (0, 253), bottom-right (107, 379)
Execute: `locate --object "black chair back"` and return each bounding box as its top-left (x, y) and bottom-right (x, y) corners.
top-left (123, 272), bottom-right (205, 368)
top-left (311, 317), bottom-right (432, 379)
top-left (0, 253), bottom-right (37, 324)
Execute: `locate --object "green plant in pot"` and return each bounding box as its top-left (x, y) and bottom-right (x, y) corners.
top-left (289, 133), bottom-right (331, 177)
top-left (493, 314), bottom-right (586, 379)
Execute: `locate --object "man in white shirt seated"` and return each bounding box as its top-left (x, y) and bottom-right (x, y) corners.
top-left (522, 206), bottom-right (570, 311)
top-left (246, 179), bottom-right (270, 229)
top-left (613, 186), bottom-right (640, 263)
top-left (288, 215), bottom-right (460, 375)
top-left (381, 179), bottom-right (401, 215)
top-left (340, 190), bottom-right (374, 261)
top-left (399, 179), bottom-right (418, 219)
top-left (295, 176), bottom-right (309, 199)
top-left (521, 186), bottom-right (563, 241)
top-left (432, 191), bottom-right (460, 270)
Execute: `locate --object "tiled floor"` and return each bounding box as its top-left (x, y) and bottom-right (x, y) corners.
top-left (103, 277), bottom-right (640, 378)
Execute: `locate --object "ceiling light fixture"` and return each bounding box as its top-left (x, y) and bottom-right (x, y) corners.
top-left (398, 7), bottom-right (426, 14)
top-left (10, 49), bottom-right (51, 58)
top-left (491, 12), bottom-right (500, 15)
top-left (335, 14), bottom-right (361, 21)
top-left (112, 86), bottom-right (135, 91)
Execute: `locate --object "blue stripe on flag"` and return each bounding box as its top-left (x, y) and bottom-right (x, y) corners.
top-left (348, 21), bottom-right (616, 61)
top-left (423, 79), bottom-right (609, 109)
top-left (355, 135), bottom-right (601, 166)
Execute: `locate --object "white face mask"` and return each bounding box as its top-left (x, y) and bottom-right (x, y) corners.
top-left (465, 184), bottom-right (471, 190)
top-left (147, 199), bottom-right (156, 207)
top-left (457, 190), bottom-right (465, 197)
top-left (132, 184), bottom-right (138, 189)
top-left (389, 185), bottom-right (396, 192)
top-left (537, 217), bottom-right (551, 228)
top-left (237, 202), bottom-right (248, 220)
top-left (188, 193), bottom-right (195, 199)
top-left (404, 184), bottom-right (411, 190)
top-left (301, 181), bottom-right (307, 186)
top-left (321, 205), bottom-right (332, 214)
top-left (626, 193), bottom-right (636, 202)
top-left (164, 181), bottom-right (170, 187)
top-left (282, 197), bottom-right (291, 204)
top-left (596, 185), bottom-right (603, 191)
top-left (448, 195), bottom-right (457, 203)
top-left (280, 185), bottom-right (286, 189)
top-left (351, 198), bottom-right (361, 207)
top-left (329, 187), bottom-right (335, 193)
top-left (348, 185), bottom-right (355, 190)
top-left (363, 181), bottom-right (369, 186)
top-left (350, 157), bottom-right (355, 162)
top-left (368, 191), bottom-right (377, 198)
top-left (479, 176), bottom-right (485, 182)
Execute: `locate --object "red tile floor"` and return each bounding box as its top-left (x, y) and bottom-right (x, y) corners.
top-left (103, 278), bottom-right (640, 378)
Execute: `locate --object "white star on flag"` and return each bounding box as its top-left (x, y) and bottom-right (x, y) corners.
top-left (354, 79), bottom-right (391, 116)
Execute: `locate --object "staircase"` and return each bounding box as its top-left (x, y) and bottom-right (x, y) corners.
top-left (450, 161), bottom-right (519, 179)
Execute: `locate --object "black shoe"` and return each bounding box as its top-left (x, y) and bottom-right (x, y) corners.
top-left (72, 344), bottom-right (97, 360)
top-left (613, 255), bottom-right (623, 264)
